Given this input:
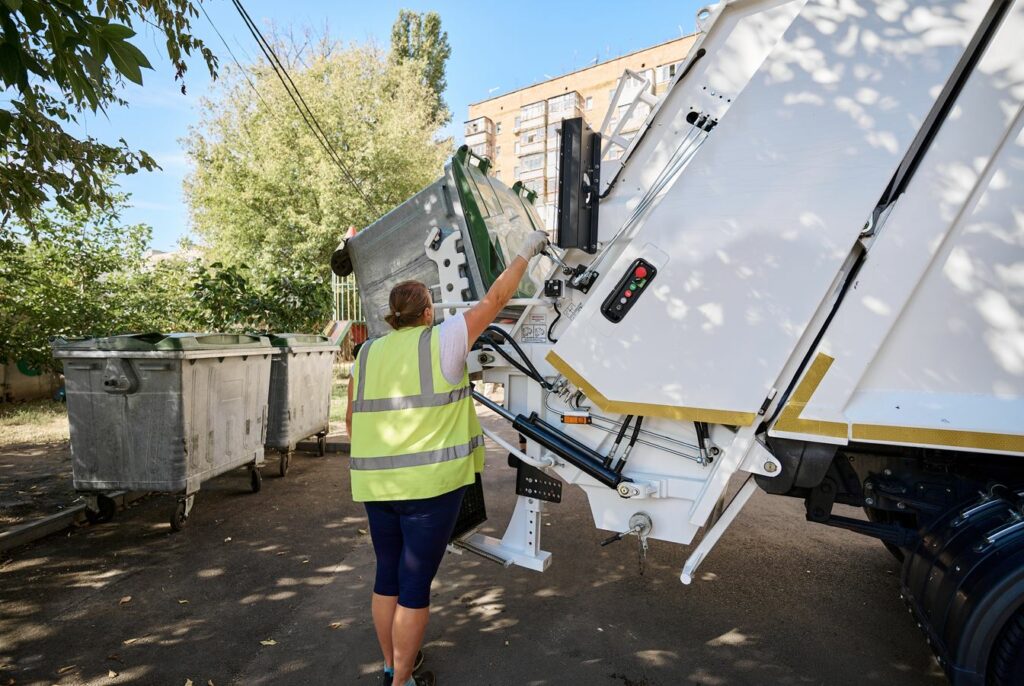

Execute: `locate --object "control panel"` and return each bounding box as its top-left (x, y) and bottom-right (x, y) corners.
top-left (600, 258), bottom-right (657, 323)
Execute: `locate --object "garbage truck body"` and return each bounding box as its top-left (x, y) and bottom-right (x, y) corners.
top-left (334, 1), bottom-right (1024, 682)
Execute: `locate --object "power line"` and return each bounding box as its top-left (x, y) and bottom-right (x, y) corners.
top-left (229, 0), bottom-right (382, 216)
top-left (198, 3), bottom-right (270, 111)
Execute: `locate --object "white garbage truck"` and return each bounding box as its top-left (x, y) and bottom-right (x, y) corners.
top-left (334, 1), bottom-right (1024, 682)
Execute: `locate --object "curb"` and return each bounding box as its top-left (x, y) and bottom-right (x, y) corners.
top-left (0, 491), bottom-right (145, 554)
top-left (294, 440), bottom-right (350, 454)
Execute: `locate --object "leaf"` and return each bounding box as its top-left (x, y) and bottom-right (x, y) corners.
top-left (184, 680), bottom-right (193, 686)
top-left (328, 621), bottom-right (343, 629)
top-left (57, 665), bottom-right (77, 674)
top-left (2, 0), bottom-right (21, 11)
top-left (259, 639), bottom-right (277, 646)
top-left (119, 595), bottom-right (131, 605)
top-left (178, 599), bottom-right (189, 604)
top-left (105, 39), bottom-right (144, 85)
top-left (108, 669), bottom-right (119, 678)
top-left (100, 24), bottom-right (136, 41)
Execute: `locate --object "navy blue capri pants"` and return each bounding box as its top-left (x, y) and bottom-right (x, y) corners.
top-left (364, 486), bottom-right (467, 609)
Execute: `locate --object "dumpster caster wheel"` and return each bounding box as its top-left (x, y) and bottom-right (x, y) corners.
top-left (317, 435), bottom-right (327, 457)
top-left (279, 451), bottom-right (291, 477)
top-left (85, 494), bottom-right (116, 524)
top-left (170, 496), bottom-right (193, 532)
top-left (250, 467), bottom-right (263, 493)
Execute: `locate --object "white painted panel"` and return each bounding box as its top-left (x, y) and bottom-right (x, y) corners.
top-left (845, 118), bottom-right (1024, 442)
top-left (791, 3), bottom-right (1024, 445)
top-left (554, 0), bottom-right (985, 417)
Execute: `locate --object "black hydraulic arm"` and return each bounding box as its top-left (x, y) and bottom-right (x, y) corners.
top-left (472, 390), bottom-right (630, 490)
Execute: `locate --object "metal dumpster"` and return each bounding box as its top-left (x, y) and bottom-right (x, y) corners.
top-left (52, 333), bottom-right (273, 531)
top-left (264, 334), bottom-right (338, 476)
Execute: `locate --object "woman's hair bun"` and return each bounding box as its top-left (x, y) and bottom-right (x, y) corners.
top-left (385, 280), bottom-right (432, 330)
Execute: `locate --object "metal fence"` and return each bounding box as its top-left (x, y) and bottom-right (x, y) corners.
top-left (332, 273), bottom-right (364, 322)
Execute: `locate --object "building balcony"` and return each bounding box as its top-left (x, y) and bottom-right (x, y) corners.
top-left (519, 142), bottom-right (545, 157)
top-left (465, 131), bottom-right (492, 147)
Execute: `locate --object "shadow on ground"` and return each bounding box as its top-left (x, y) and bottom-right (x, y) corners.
top-left (0, 411), bottom-right (946, 685)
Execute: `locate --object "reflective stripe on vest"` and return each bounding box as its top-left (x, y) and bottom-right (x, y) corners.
top-left (350, 434), bottom-right (484, 471)
top-left (349, 324), bottom-right (484, 502)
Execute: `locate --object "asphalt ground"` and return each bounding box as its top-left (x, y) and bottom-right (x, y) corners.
top-left (0, 409), bottom-right (946, 686)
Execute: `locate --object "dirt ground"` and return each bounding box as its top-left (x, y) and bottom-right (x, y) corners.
top-left (0, 408), bottom-right (946, 686)
top-left (0, 441), bottom-right (75, 529)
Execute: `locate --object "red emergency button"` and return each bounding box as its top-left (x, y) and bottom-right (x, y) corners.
top-left (624, 290), bottom-right (632, 297)
top-left (634, 266), bottom-right (648, 279)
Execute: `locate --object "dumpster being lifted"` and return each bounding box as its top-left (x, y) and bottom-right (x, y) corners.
top-left (52, 333), bottom-right (273, 530)
top-left (264, 333), bottom-right (338, 476)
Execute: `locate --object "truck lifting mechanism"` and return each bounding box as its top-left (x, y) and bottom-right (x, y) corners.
top-left (334, 1), bottom-right (1024, 683)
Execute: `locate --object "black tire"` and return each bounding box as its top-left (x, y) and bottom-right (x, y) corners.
top-left (279, 451), bottom-right (291, 477)
top-left (170, 500), bottom-right (189, 532)
top-left (84, 494), bottom-right (116, 525)
top-left (317, 435), bottom-right (327, 457)
top-left (990, 607), bottom-right (1024, 686)
top-left (250, 467), bottom-right (262, 493)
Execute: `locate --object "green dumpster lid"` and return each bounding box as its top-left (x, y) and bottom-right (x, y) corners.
top-left (52, 333), bottom-right (272, 351)
top-left (266, 333), bottom-right (337, 348)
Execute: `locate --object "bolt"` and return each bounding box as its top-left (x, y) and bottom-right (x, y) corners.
top-left (897, 502), bottom-right (906, 510)
top-left (710, 446), bottom-right (721, 457)
top-left (763, 461), bottom-right (777, 473)
top-left (884, 468), bottom-right (893, 476)
top-left (865, 497), bottom-right (875, 506)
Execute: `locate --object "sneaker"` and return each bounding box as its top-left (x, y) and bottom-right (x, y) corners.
top-left (382, 652), bottom-right (424, 685)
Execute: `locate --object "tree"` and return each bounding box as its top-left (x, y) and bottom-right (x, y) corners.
top-left (0, 1), bottom-right (216, 234)
top-left (0, 193), bottom-right (156, 371)
top-left (184, 35), bottom-right (451, 273)
top-left (389, 10), bottom-right (451, 124)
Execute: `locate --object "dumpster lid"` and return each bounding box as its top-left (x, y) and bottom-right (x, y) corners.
top-left (266, 333), bottom-right (337, 348)
top-left (52, 333), bottom-right (272, 351)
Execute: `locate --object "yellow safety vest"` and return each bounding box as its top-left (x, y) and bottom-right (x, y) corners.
top-left (349, 325), bottom-right (484, 502)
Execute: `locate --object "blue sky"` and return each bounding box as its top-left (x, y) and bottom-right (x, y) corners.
top-left (81, 1), bottom-right (704, 250)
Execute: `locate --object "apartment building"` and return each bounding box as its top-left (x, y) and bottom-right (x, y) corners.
top-left (464, 34), bottom-right (697, 228)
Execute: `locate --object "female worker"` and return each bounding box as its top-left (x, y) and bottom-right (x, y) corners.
top-left (345, 230), bottom-right (549, 686)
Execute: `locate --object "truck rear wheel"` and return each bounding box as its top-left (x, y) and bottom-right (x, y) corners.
top-left (989, 608), bottom-right (1024, 686)
top-left (901, 486), bottom-right (1024, 685)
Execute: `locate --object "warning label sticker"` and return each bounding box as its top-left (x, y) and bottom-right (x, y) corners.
top-left (519, 312), bottom-right (548, 344)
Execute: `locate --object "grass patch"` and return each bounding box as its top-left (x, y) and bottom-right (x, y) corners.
top-left (329, 375), bottom-right (350, 427)
top-left (0, 400), bottom-right (69, 448)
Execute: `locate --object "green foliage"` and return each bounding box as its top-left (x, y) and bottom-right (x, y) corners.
top-left (0, 0), bottom-right (217, 233)
top-left (183, 261), bottom-right (332, 334)
top-left (389, 9), bottom-right (451, 124)
top-left (0, 198), bottom-right (332, 373)
top-left (185, 35), bottom-right (451, 272)
top-left (0, 195), bottom-right (155, 370)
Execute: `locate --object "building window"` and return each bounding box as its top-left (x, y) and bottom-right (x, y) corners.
top-left (520, 153), bottom-right (544, 172)
top-left (657, 62), bottom-right (679, 84)
top-left (521, 101), bottom-right (545, 121)
top-left (514, 142), bottom-right (521, 154)
top-left (585, 96), bottom-right (593, 110)
top-left (520, 127), bottom-right (545, 146)
top-left (514, 166), bottom-right (520, 176)
top-left (514, 115), bottom-right (521, 129)
top-left (496, 122), bottom-right (502, 134)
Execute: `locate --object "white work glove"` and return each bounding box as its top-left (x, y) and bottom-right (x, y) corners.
top-left (516, 230), bottom-right (549, 262)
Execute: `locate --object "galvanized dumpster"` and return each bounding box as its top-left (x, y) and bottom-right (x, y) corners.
top-left (265, 334), bottom-right (338, 476)
top-left (52, 333), bottom-right (273, 531)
